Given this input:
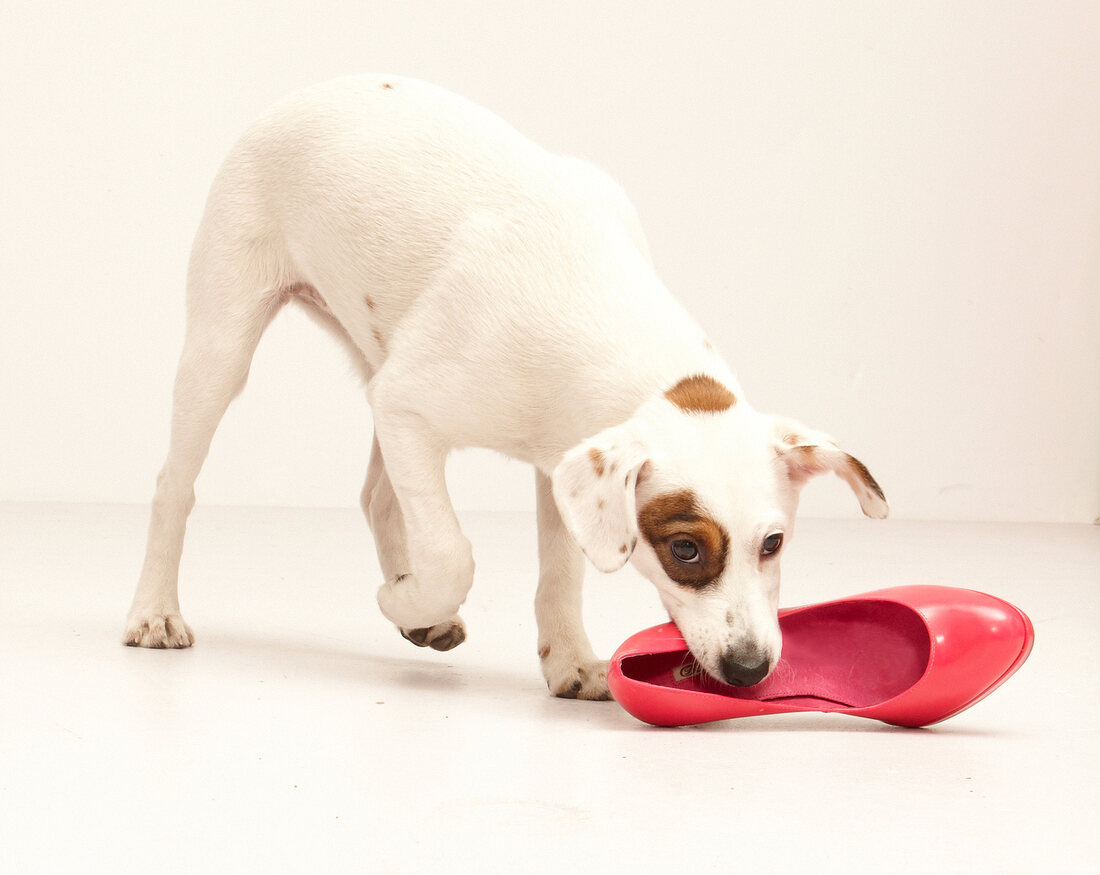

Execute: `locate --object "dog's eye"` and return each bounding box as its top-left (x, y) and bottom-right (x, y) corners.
top-left (761, 533), bottom-right (783, 557)
top-left (670, 539), bottom-right (700, 564)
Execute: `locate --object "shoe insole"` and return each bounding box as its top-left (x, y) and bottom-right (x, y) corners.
top-left (621, 600), bottom-right (931, 710)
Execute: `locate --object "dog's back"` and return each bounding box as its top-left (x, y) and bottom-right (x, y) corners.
top-left (220, 76), bottom-right (543, 294)
top-left (191, 74), bottom-right (712, 462)
top-left (199, 75), bottom-right (633, 321)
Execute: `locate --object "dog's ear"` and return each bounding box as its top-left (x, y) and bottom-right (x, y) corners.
top-left (552, 420), bottom-right (650, 573)
top-left (773, 418), bottom-right (889, 519)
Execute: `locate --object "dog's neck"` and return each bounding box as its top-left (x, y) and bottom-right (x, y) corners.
top-left (529, 271), bottom-right (742, 471)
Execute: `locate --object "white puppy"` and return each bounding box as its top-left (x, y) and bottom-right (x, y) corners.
top-left (125, 75), bottom-right (887, 699)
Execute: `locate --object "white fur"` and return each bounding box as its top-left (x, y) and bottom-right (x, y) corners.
top-left (125, 75), bottom-right (887, 698)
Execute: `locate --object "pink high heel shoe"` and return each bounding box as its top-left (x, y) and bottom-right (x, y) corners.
top-left (608, 585), bottom-right (1034, 728)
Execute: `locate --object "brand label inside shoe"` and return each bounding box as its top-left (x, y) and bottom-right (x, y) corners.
top-left (673, 662), bottom-right (703, 682)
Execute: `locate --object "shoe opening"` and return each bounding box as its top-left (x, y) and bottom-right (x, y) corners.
top-left (620, 600), bottom-right (931, 710)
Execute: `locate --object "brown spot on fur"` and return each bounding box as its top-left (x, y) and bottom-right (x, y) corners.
top-left (588, 447), bottom-right (606, 477)
top-left (365, 294), bottom-right (377, 311)
top-left (665, 375), bottom-right (736, 414)
top-left (371, 326), bottom-right (386, 351)
top-left (638, 490), bottom-right (729, 588)
top-left (620, 543), bottom-right (629, 554)
top-left (597, 498), bottom-right (606, 510)
top-left (538, 645), bottom-right (551, 660)
top-left (382, 82), bottom-right (394, 90)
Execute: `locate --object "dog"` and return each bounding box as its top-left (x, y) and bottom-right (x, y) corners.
top-left (125, 75), bottom-right (888, 700)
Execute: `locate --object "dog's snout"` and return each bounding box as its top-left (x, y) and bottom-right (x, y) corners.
top-left (719, 652), bottom-right (771, 687)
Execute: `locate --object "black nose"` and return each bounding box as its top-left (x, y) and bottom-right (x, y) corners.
top-left (719, 652), bottom-right (771, 687)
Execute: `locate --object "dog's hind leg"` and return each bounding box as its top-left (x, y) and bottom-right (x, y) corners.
top-left (361, 434), bottom-right (466, 651)
top-left (534, 470), bottom-right (610, 699)
top-left (124, 221), bottom-right (286, 648)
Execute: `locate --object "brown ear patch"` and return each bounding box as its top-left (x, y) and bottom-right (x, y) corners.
top-left (784, 445), bottom-right (818, 467)
top-left (845, 454), bottom-right (887, 503)
top-left (665, 375), bottom-right (737, 414)
top-left (638, 490), bottom-right (729, 588)
top-left (783, 444), bottom-right (888, 507)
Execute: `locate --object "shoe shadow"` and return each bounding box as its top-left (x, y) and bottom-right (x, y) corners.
top-left (605, 712), bottom-right (1014, 736)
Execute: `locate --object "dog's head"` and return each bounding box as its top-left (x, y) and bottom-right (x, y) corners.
top-left (552, 375), bottom-right (888, 687)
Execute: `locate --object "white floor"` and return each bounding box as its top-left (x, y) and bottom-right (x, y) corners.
top-left (1, 503), bottom-right (1096, 873)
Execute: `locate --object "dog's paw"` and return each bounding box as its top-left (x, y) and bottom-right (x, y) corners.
top-left (541, 650), bottom-right (611, 701)
top-left (377, 567), bottom-right (471, 631)
top-left (399, 616), bottom-right (467, 652)
top-left (124, 613), bottom-right (194, 649)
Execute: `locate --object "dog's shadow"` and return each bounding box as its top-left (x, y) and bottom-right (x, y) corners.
top-left (193, 626), bottom-right (505, 691)
top-left (177, 624), bottom-right (639, 725)
top-left (190, 625), bottom-right (602, 707)
top-left (169, 628), bottom-right (1006, 736)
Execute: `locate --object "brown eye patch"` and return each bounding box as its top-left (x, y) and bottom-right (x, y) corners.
top-left (637, 489), bottom-right (729, 588)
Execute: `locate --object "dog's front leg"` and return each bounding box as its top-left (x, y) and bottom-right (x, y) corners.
top-left (361, 433), bottom-right (466, 651)
top-left (368, 398), bottom-right (475, 644)
top-left (534, 470), bottom-right (610, 700)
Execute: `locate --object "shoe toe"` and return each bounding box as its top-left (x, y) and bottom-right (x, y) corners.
top-left (866, 586), bottom-right (1034, 727)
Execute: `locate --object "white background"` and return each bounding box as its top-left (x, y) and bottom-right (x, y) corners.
top-left (2, 1), bottom-right (1097, 522)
